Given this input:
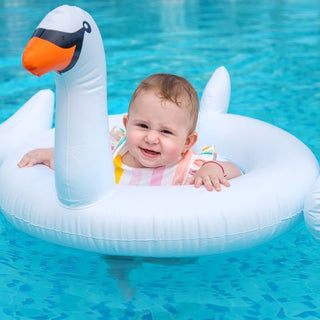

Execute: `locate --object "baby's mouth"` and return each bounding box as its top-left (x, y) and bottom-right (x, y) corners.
top-left (140, 147), bottom-right (160, 158)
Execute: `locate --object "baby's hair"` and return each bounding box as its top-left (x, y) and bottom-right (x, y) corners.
top-left (129, 73), bottom-right (199, 132)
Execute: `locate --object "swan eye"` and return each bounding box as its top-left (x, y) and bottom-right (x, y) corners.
top-left (83, 21), bottom-right (91, 33)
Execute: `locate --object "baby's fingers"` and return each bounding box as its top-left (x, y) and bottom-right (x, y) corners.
top-left (209, 176), bottom-right (222, 192)
top-left (17, 155), bottom-right (31, 168)
top-left (195, 176), bottom-right (214, 191)
top-left (17, 151), bottom-right (40, 168)
top-left (187, 174), bottom-right (230, 192)
top-left (185, 177), bottom-right (195, 185)
top-left (204, 176), bottom-right (216, 191)
top-left (194, 176), bottom-right (205, 188)
top-left (48, 159), bottom-right (55, 170)
top-left (220, 178), bottom-right (231, 188)
top-left (17, 160), bottom-right (26, 168)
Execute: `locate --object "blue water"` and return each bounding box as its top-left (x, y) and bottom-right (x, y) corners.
top-left (0, 0), bottom-right (319, 319)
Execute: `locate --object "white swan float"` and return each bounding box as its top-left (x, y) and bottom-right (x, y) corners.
top-left (0, 5), bottom-right (319, 257)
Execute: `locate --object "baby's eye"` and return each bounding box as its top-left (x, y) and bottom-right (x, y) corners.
top-left (161, 129), bottom-right (173, 135)
top-left (138, 123), bottom-right (148, 129)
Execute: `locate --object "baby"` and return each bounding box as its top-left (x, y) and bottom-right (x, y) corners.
top-left (18, 73), bottom-right (241, 191)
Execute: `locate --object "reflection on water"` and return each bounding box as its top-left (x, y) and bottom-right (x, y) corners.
top-left (103, 255), bottom-right (198, 301)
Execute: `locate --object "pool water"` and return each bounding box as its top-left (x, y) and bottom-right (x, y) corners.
top-left (0, 0), bottom-right (319, 319)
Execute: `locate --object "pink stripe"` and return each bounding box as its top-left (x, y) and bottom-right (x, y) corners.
top-left (172, 151), bottom-right (193, 185)
top-left (150, 166), bottom-right (165, 186)
top-left (129, 168), bottom-right (142, 185)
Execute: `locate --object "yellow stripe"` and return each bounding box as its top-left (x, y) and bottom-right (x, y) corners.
top-left (113, 155), bottom-right (124, 184)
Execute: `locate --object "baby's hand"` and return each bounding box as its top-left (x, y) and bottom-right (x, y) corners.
top-left (186, 162), bottom-right (230, 192)
top-left (17, 148), bottom-right (54, 170)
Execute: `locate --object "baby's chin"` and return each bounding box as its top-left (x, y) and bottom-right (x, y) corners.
top-left (141, 158), bottom-right (180, 169)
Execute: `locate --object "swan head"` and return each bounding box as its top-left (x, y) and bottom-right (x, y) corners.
top-left (22, 5), bottom-right (100, 77)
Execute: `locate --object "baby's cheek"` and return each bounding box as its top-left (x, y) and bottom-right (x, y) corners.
top-left (165, 144), bottom-right (183, 161)
top-left (125, 135), bottom-right (137, 151)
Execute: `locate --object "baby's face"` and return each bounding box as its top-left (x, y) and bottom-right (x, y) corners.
top-left (122, 90), bottom-right (197, 168)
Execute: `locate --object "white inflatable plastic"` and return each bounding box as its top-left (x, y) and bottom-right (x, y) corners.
top-left (304, 177), bottom-right (320, 240)
top-left (0, 90), bottom-right (54, 166)
top-left (0, 5), bottom-right (319, 257)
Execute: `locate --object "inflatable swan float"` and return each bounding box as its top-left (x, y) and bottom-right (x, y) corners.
top-left (0, 5), bottom-right (319, 257)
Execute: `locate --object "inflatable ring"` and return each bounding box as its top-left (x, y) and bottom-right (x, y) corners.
top-left (0, 5), bottom-right (319, 257)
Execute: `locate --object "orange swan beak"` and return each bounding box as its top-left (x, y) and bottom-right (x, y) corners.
top-left (22, 37), bottom-right (76, 77)
top-left (22, 22), bottom-right (90, 77)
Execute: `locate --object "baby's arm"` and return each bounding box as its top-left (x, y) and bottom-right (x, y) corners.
top-left (186, 161), bottom-right (241, 192)
top-left (17, 148), bottom-right (55, 170)
top-left (17, 127), bottom-right (122, 171)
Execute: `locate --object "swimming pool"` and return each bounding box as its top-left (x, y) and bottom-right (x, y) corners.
top-left (0, 0), bottom-right (319, 319)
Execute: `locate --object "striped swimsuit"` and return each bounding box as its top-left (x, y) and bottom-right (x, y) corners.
top-left (110, 127), bottom-right (217, 186)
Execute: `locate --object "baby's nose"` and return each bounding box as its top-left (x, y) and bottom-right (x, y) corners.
top-left (145, 130), bottom-right (159, 144)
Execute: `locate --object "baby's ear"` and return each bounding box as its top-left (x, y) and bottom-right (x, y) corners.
top-left (184, 132), bottom-right (198, 152)
top-left (122, 115), bottom-right (128, 129)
